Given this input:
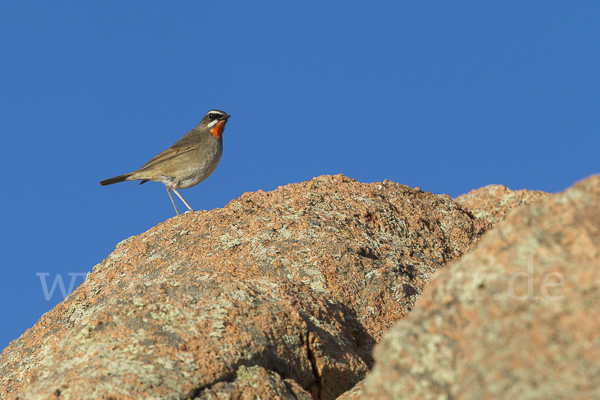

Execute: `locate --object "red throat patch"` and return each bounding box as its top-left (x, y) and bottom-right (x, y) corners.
top-left (210, 120), bottom-right (226, 139)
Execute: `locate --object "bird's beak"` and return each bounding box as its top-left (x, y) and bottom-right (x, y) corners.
top-left (222, 114), bottom-right (231, 121)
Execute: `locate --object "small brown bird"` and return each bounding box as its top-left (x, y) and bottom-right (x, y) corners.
top-left (100, 109), bottom-right (231, 215)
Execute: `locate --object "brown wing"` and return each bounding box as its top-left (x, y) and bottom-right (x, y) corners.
top-left (135, 131), bottom-right (199, 172)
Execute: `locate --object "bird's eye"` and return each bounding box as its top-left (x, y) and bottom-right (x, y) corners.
top-left (208, 113), bottom-right (218, 120)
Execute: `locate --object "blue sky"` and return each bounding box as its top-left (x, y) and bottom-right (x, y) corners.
top-left (1, 2), bottom-right (599, 351)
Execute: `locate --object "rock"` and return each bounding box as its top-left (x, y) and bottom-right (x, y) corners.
top-left (195, 365), bottom-right (313, 400)
top-left (0, 174), bottom-right (488, 399)
top-left (362, 174), bottom-right (600, 399)
top-left (456, 184), bottom-right (551, 226)
top-left (9, 278), bottom-right (333, 399)
top-left (336, 379), bottom-right (365, 400)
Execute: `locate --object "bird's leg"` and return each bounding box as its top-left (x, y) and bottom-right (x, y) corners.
top-left (166, 187), bottom-right (180, 215)
top-left (173, 189), bottom-right (195, 212)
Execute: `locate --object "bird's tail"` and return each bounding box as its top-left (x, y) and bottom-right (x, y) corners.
top-left (100, 173), bottom-right (133, 186)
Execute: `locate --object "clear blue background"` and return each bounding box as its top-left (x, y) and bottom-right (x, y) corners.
top-left (1, 2), bottom-right (599, 351)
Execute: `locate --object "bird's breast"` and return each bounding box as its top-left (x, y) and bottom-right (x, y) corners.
top-left (174, 140), bottom-right (223, 189)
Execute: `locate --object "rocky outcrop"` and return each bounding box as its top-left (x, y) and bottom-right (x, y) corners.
top-left (455, 184), bottom-right (551, 226)
top-left (0, 175), bottom-right (488, 399)
top-left (336, 380), bottom-right (365, 400)
top-left (362, 175), bottom-right (600, 399)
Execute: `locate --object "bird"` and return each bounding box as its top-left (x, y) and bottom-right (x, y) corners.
top-left (100, 109), bottom-right (231, 215)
